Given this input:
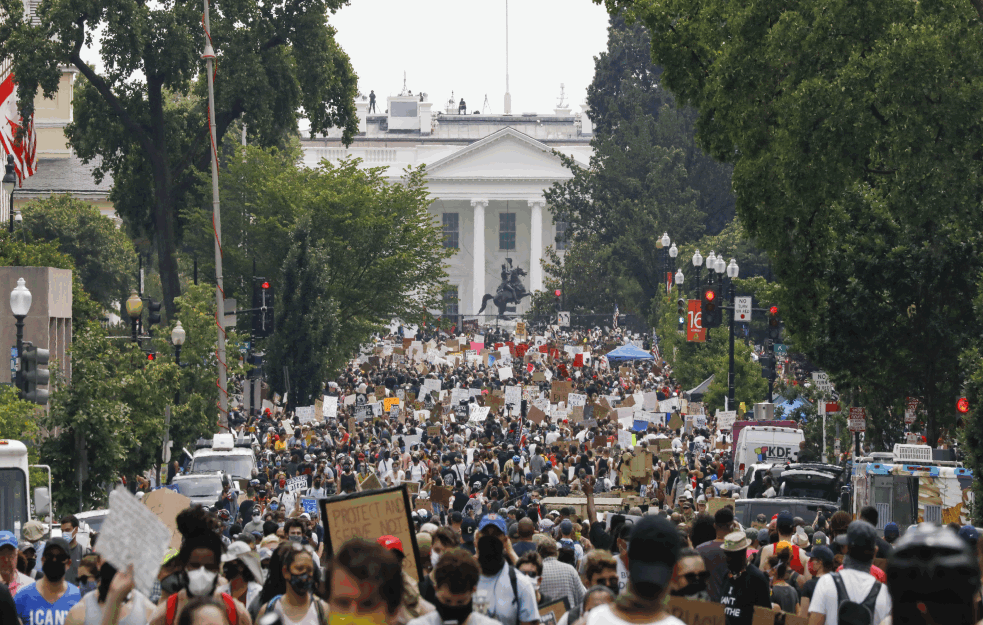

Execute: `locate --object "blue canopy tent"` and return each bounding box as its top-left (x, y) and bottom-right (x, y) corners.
top-left (775, 396), bottom-right (811, 421)
top-left (605, 344), bottom-right (655, 363)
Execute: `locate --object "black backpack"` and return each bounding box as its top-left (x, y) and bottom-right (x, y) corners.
top-left (831, 572), bottom-right (881, 625)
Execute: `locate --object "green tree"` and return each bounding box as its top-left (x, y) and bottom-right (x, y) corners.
top-left (19, 195), bottom-right (137, 311)
top-left (185, 146), bottom-right (451, 385)
top-left (614, 0), bottom-right (983, 447)
top-left (264, 218), bottom-right (339, 409)
top-left (0, 0), bottom-right (358, 317)
top-left (0, 385), bottom-right (39, 441)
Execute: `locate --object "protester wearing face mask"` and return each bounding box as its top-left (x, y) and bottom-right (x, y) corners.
top-left (408, 549), bottom-right (501, 625)
top-left (147, 507), bottom-right (250, 625)
top-left (76, 554), bottom-right (101, 597)
top-left (64, 560), bottom-right (154, 625)
top-left (15, 537), bottom-right (81, 625)
top-left (284, 519), bottom-right (320, 567)
top-left (419, 528), bottom-right (462, 605)
top-left (217, 542), bottom-right (264, 613)
top-left (339, 463), bottom-right (359, 494)
top-left (155, 554), bottom-right (186, 605)
top-left (474, 514), bottom-right (540, 625)
top-left (255, 541), bottom-right (327, 625)
top-left (242, 509), bottom-right (265, 536)
top-left (0, 531), bottom-right (35, 595)
top-left (60, 514), bottom-right (86, 585)
top-left (21, 519), bottom-right (46, 577)
top-left (516, 552), bottom-right (558, 609)
top-left (718, 531), bottom-right (770, 625)
top-left (669, 549), bottom-right (711, 601)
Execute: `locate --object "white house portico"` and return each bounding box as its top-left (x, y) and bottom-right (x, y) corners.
top-left (302, 92), bottom-right (593, 320)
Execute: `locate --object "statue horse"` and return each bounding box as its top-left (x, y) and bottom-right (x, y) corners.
top-left (478, 285), bottom-right (531, 317)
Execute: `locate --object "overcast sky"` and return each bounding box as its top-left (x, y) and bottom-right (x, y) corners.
top-left (79, 1), bottom-right (612, 116)
top-left (330, 1), bottom-right (611, 114)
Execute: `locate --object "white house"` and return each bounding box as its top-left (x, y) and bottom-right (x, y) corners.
top-left (302, 90), bottom-right (594, 320)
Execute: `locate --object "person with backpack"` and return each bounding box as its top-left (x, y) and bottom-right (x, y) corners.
top-left (255, 542), bottom-right (328, 625)
top-left (148, 508), bottom-right (251, 625)
top-left (807, 521), bottom-right (891, 625)
top-left (473, 514), bottom-right (539, 625)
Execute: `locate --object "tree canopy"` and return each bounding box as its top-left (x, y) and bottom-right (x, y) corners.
top-left (0, 0), bottom-right (359, 317)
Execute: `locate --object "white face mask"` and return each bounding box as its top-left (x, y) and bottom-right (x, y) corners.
top-left (431, 550), bottom-right (441, 568)
top-left (187, 568), bottom-right (218, 597)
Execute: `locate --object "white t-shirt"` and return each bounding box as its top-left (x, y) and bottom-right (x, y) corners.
top-left (809, 570), bottom-right (891, 625)
top-left (586, 604), bottom-right (685, 625)
top-left (477, 566), bottom-right (540, 625)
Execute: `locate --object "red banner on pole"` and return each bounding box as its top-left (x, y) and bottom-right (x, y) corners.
top-left (687, 299), bottom-right (705, 342)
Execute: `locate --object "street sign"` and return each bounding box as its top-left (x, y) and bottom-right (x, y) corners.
top-left (774, 343), bottom-right (788, 357)
top-left (849, 407), bottom-right (867, 432)
top-left (735, 296), bottom-right (752, 321)
top-left (812, 371), bottom-right (832, 393)
top-left (557, 312), bottom-right (570, 327)
top-left (825, 402), bottom-right (841, 413)
top-left (686, 299), bottom-right (705, 342)
top-left (904, 397), bottom-right (918, 424)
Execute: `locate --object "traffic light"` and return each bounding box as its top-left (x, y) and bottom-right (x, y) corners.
top-left (147, 299), bottom-right (162, 330)
top-left (145, 351), bottom-right (157, 362)
top-left (252, 279), bottom-right (275, 339)
top-left (21, 343), bottom-right (49, 405)
top-left (760, 354), bottom-right (775, 380)
top-left (554, 289), bottom-right (562, 311)
top-left (677, 298), bottom-right (686, 332)
top-left (768, 306), bottom-right (782, 340)
top-left (702, 285), bottom-right (722, 328)
top-left (958, 397), bottom-right (970, 413)
top-left (247, 353), bottom-right (264, 379)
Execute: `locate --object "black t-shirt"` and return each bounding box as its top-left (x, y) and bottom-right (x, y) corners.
top-left (589, 521), bottom-right (615, 553)
top-left (720, 565), bottom-right (771, 625)
top-left (800, 577), bottom-right (819, 602)
top-left (452, 490), bottom-right (467, 512)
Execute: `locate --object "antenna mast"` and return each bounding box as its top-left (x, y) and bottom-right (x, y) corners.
top-left (504, 0), bottom-right (511, 115)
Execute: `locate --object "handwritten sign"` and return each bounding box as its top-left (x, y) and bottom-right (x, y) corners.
top-left (320, 486), bottom-right (422, 580)
top-left (505, 385), bottom-right (522, 410)
top-left (538, 597), bottom-right (569, 625)
top-left (568, 393), bottom-right (587, 408)
top-left (550, 380), bottom-right (574, 404)
top-left (287, 476), bottom-right (308, 493)
top-left (98, 488), bottom-right (172, 597)
top-left (302, 497), bottom-right (318, 515)
top-left (706, 498), bottom-right (732, 517)
top-left (295, 405), bottom-right (316, 423)
top-left (716, 410), bottom-right (737, 431)
top-left (667, 597), bottom-right (726, 625)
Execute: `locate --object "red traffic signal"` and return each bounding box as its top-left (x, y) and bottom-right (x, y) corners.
top-left (146, 352), bottom-right (156, 361)
top-left (769, 306), bottom-right (779, 316)
top-left (554, 289), bottom-right (562, 297)
top-left (957, 397), bottom-right (970, 413)
top-left (261, 281), bottom-right (270, 290)
top-left (704, 289), bottom-right (716, 302)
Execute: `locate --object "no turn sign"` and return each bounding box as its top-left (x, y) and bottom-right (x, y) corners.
top-left (735, 296), bottom-right (752, 321)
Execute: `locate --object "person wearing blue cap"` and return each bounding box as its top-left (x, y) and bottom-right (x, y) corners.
top-left (958, 524), bottom-right (979, 549)
top-left (473, 513), bottom-right (539, 625)
top-left (0, 530), bottom-right (34, 596)
top-left (882, 523), bottom-right (899, 545)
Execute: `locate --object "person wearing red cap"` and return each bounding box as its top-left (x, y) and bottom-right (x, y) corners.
top-left (377, 535), bottom-right (436, 621)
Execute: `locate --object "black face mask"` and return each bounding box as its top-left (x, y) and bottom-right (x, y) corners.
top-left (435, 598), bottom-right (473, 624)
top-left (223, 563), bottom-right (242, 580)
top-left (671, 581), bottom-right (706, 597)
top-left (289, 573), bottom-right (314, 595)
top-left (477, 535), bottom-right (506, 575)
top-left (25, 558), bottom-right (36, 572)
top-left (43, 559), bottom-right (67, 582)
top-left (725, 551), bottom-right (747, 574)
top-left (160, 572), bottom-right (185, 595)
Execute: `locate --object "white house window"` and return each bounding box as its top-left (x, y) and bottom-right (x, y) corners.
top-left (442, 213), bottom-right (459, 249)
top-left (555, 220), bottom-right (570, 251)
top-left (443, 287), bottom-right (459, 316)
top-left (499, 213), bottom-right (516, 250)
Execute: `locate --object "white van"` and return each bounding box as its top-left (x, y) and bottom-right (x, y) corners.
top-left (734, 426), bottom-right (804, 476)
top-left (189, 434), bottom-right (256, 481)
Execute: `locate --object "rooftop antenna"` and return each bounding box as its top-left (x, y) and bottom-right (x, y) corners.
top-left (400, 71), bottom-right (408, 96)
top-left (504, 0), bottom-right (511, 115)
top-left (557, 83), bottom-right (567, 108)
top-left (483, 94), bottom-right (491, 115)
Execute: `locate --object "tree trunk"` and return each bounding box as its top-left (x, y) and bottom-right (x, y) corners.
top-left (150, 156), bottom-right (182, 319)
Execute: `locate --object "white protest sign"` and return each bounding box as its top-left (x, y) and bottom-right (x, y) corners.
top-left (498, 367), bottom-right (513, 381)
top-left (543, 368), bottom-right (553, 381)
top-left (370, 402), bottom-right (384, 416)
top-left (452, 388), bottom-right (470, 405)
top-left (469, 406), bottom-right (490, 425)
top-left (505, 385), bottom-right (522, 409)
top-left (716, 410), bottom-right (737, 431)
top-left (643, 392), bottom-right (660, 411)
top-left (568, 393), bottom-right (587, 408)
top-left (618, 430), bottom-right (633, 447)
top-left (96, 487), bottom-right (172, 597)
top-left (323, 395), bottom-right (339, 419)
top-left (422, 379), bottom-right (441, 396)
top-left (295, 406), bottom-right (316, 423)
top-left (287, 476), bottom-right (308, 493)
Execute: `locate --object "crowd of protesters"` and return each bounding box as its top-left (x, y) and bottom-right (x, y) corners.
top-left (2, 326), bottom-right (982, 625)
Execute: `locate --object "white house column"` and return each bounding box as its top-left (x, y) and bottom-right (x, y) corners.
top-left (528, 199), bottom-right (545, 292)
top-left (471, 199), bottom-right (488, 314)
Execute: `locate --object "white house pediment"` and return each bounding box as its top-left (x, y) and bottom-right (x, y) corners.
top-left (424, 127), bottom-right (573, 181)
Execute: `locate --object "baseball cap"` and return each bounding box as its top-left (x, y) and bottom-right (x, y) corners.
top-left (44, 537), bottom-right (71, 559)
top-left (450, 511), bottom-right (464, 524)
top-left (461, 518), bottom-right (477, 543)
top-left (959, 525), bottom-right (980, 546)
top-left (222, 541), bottom-right (251, 562)
top-left (627, 515), bottom-right (682, 589)
top-left (559, 519), bottom-right (574, 535)
top-left (377, 535), bottom-right (403, 554)
top-left (0, 531), bottom-right (16, 550)
top-left (477, 513), bottom-right (508, 535)
top-left (757, 529), bottom-right (770, 545)
top-left (776, 511), bottom-right (794, 532)
top-left (846, 520), bottom-right (878, 552)
top-left (883, 523), bottom-right (900, 540)
top-left (813, 531), bottom-right (829, 547)
top-left (811, 545), bottom-right (835, 566)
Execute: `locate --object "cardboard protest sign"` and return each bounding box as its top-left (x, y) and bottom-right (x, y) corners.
top-left (314, 399), bottom-right (324, 419)
top-left (538, 598), bottom-right (569, 625)
top-left (668, 412), bottom-right (684, 429)
top-left (320, 486), bottom-right (422, 580)
top-left (484, 394), bottom-right (505, 414)
top-left (659, 450), bottom-right (673, 463)
top-left (667, 597), bottom-right (726, 625)
top-left (706, 498), bottom-right (732, 517)
top-left (655, 437), bottom-right (672, 451)
top-left (550, 380), bottom-right (575, 404)
top-left (101, 487), bottom-right (173, 597)
top-left (527, 405), bottom-right (547, 425)
top-left (402, 481), bottom-right (421, 494)
top-left (751, 606), bottom-right (805, 625)
top-left (431, 485), bottom-right (452, 507)
top-left (143, 487), bottom-right (191, 551)
top-left (359, 473), bottom-right (383, 491)
top-left (427, 425), bottom-right (441, 436)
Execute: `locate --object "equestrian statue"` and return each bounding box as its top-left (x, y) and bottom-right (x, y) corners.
top-left (478, 258), bottom-right (531, 317)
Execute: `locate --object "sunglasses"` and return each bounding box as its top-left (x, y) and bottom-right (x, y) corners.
top-left (683, 572), bottom-right (709, 583)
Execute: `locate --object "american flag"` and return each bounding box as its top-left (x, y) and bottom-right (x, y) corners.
top-left (0, 73), bottom-right (38, 186)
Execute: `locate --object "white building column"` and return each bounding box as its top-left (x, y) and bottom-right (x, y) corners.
top-left (471, 199), bottom-right (488, 314)
top-left (528, 199), bottom-right (545, 292)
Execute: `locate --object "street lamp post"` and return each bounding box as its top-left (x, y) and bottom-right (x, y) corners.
top-left (10, 278), bottom-right (32, 393)
top-left (726, 259), bottom-right (740, 406)
top-left (692, 249), bottom-right (703, 296)
top-left (3, 155), bottom-right (16, 234)
top-left (171, 320), bottom-right (186, 367)
top-left (669, 243), bottom-right (678, 280)
top-left (125, 290), bottom-right (144, 343)
top-left (660, 233), bottom-right (671, 294)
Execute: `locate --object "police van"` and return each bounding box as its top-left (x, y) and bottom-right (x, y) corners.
top-left (189, 433), bottom-right (256, 483)
top-left (734, 425), bottom-right (804, 477)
